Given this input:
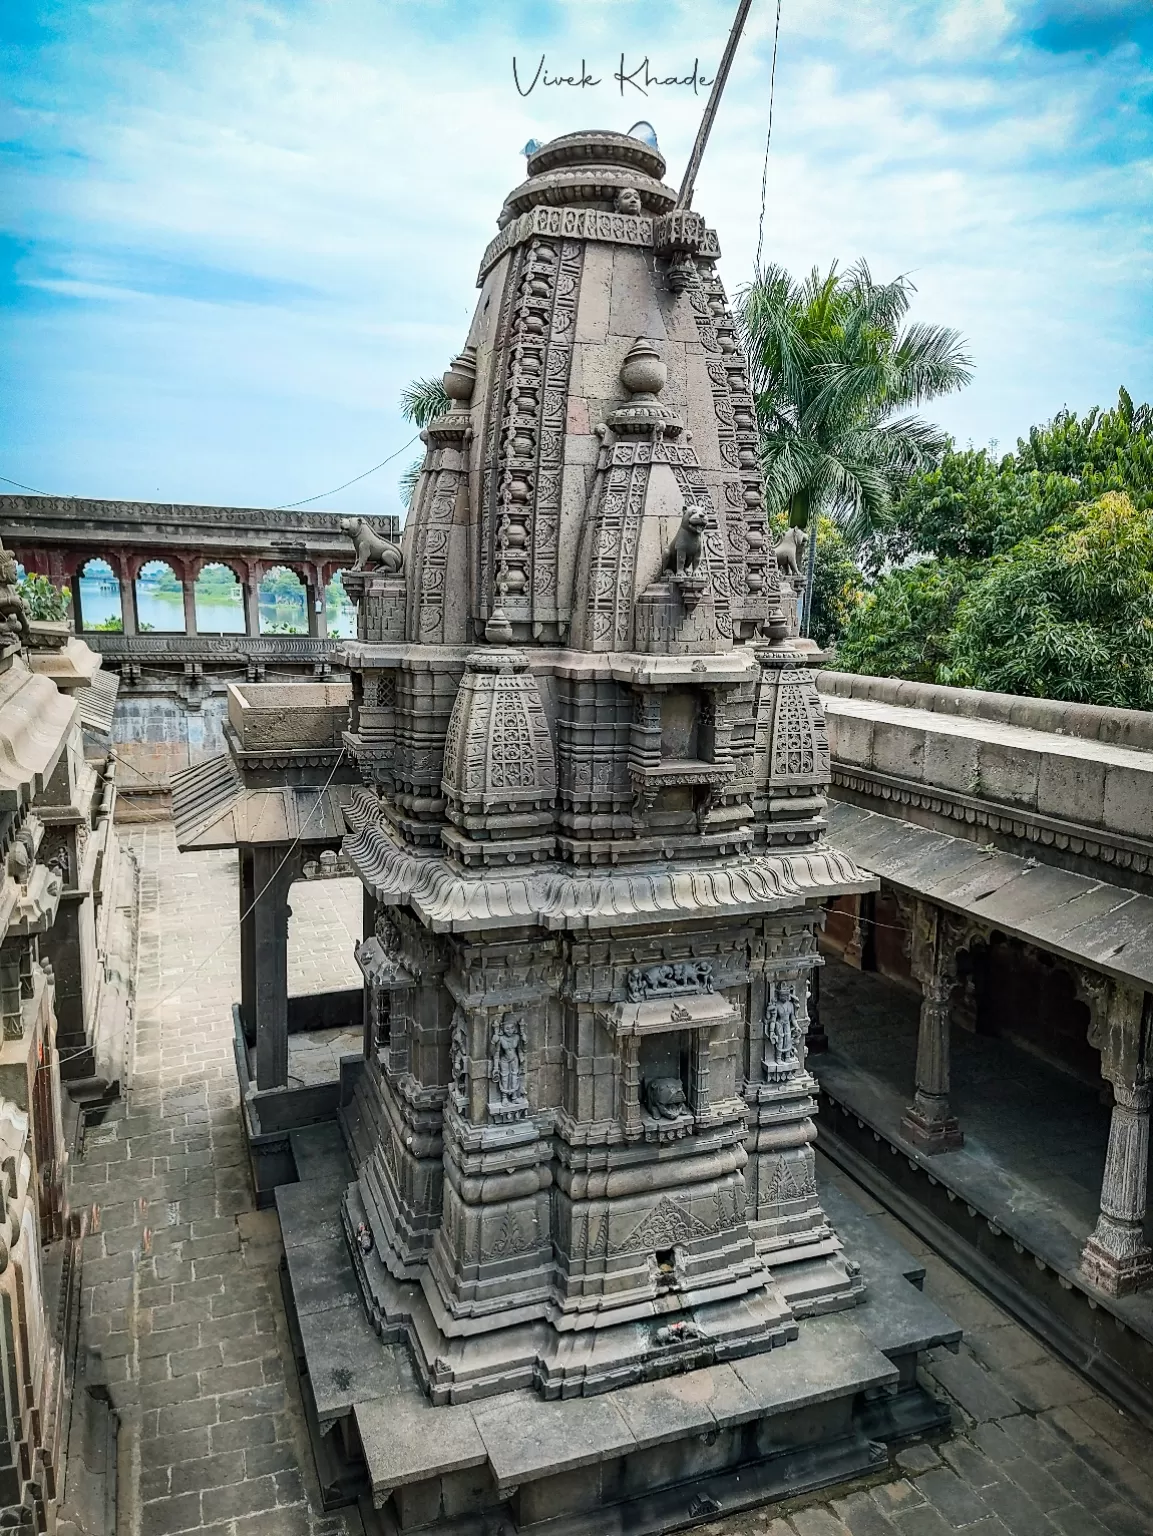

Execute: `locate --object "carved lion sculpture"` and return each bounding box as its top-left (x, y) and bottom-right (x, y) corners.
top-left (664, 506), bottom-right (709, 579)
top-left (645, 1076), bottom-right (689, 1121)
top-left (0, 546), bottom-right (30, 643)
top-left (339, 517), bottom-right (403, 575)
top-left (773, 525), bottom-right (807, 579)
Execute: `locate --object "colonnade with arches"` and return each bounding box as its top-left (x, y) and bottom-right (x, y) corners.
top-left (12, 547), bottom-right (356, 640)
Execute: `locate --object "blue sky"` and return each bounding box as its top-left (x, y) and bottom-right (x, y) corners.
top-left (1, 0), bottom-right (1151, 516)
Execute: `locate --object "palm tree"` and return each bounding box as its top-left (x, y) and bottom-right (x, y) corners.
top-left (736, 260), bottom-right (972, 634)
top-left (399, 377), bottom-right (451, 509)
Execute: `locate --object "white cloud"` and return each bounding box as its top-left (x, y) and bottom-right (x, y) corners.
top-left (1, 0), bottom-right (1150, 505)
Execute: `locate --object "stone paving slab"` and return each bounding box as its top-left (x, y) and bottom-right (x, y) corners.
top-left (67, 822), bottom-right (1153, 1536)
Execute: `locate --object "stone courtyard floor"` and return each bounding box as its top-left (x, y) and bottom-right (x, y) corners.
top-left (75, 824), bottom-right (1153, 1536)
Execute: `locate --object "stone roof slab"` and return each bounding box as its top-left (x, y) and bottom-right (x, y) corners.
top-left (828, 801), bottom-right (1153, 988)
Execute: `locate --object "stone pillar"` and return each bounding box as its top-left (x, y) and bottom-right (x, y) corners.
top-left (310, 567), bottom-right (328, 638)
top-left (244, 580), bottom-right (261, 637)
top-left (120, 564), bottom-right (138, 636)
top-left (182, 572), bottom-right (197, 636)
top-left (1082, 1083), bottom-right (1153, 1296)
top-left (306, 582), bottom-right (320, 637)
top-left (843, 892), bottom-right (870, 970)
top-left (252, 845), bottom-right (291, 1090)
top-left (900, 902), bottom-right (964, 1153)
top-left (70, 563), bottom-right (86, 633)
top-left (805, 962), bottom-right (828, 1055)
top-left (1081, 981), bottom-right (1153, 1296)
top-left (238, 849), bottom-right (257, 1047)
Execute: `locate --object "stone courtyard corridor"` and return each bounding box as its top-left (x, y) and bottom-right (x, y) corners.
top-left (77, 825), bottom-right (1153, 1536)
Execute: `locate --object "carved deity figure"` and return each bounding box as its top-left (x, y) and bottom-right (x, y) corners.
top-left (614, 186), bottom-right (643, 216)
top-left (375, 910), bottom-right (401, 954)
top-left (0, 544), bottom-right (30, 644)
top-left (764, 982), bottom-right (800, 1080)
top-left (489, 1013), bottom-right (527, 1109)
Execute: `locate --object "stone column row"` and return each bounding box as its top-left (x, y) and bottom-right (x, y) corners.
top-left (72, 562), bottom-right (334, 639)
top-left (892, 892), bottom-right (1153, 1298)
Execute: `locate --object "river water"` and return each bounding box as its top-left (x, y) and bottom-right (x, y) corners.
top-left (76, 576), bottom-right (355, 638)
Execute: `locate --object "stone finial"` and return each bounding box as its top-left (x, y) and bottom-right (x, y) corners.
top-left (443, 346), bottom-right (478, 410)
top-left (619, 338), bottom-right (666, 399)
top-left (609, 339), bottom-right (682, 439)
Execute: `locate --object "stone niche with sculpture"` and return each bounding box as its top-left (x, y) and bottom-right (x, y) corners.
top-left (293, 130), bottom-right (956, 1532)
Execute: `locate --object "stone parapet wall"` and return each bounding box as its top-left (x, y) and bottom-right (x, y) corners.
top-left (818, 670), bottom-right (1153, 751)
top-left (818, 672), bottom-right (1153, 886)
top-left (228, 679), bottom-right (352, 751)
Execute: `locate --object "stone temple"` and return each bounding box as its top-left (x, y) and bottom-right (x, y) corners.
top-left (276, 129), bottom-right (960, 1531)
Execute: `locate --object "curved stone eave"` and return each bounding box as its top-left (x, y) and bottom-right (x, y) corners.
top-left (342, 820), bottom-right (877, 935)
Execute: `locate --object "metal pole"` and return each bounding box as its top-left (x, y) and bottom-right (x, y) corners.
top-left (676, 0), bottom-right (757, 210)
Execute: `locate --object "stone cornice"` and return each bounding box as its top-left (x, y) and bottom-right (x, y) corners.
top-left (343, 789), bottom-right (875, 934)
top-left (476, 204), bottom-right (721, 284)
top-left (86, 634), bottom-right (344, 661)
top-left (831, 761), bottom-right (1152, 880)
top-left (1, 494), bottom-right (393, 545)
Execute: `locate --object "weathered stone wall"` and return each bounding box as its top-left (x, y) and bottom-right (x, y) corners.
top-left (228, 680), bottom-right (352, 751)
top-left (113, 690), bottom-right (229, 792)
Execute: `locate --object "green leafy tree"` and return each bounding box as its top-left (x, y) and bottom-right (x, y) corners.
top-left (17, 573), bottom-right (70, 621)
top-left (89, 615), bottom-right (125, 632)
top-left (737, 260), bottom-right (971, 629)
top-left (866, 390), bottom-right (1153, 573)
top-left (940, 493), bottom-right (1153, 708)
top-left (399, 377), bottom-right (451, 509)
top-left (797, 516), bottom-right (865, 651)
top-left (837, 559), bottom-right (975, 682)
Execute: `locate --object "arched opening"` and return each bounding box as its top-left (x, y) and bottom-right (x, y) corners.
top-left (194, 562), bottom-right (245, 634)
top-left (78, 558), bottom-right (123, 632)
top-left (326, 572), bottom-right (355, 639)
top-left (259, 565), bottom-right (307, 635)
top-left (134, 560), bottom-right (185, 633)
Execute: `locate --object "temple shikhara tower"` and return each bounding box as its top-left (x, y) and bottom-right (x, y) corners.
top-left (279, 130), bottom-right (958, 1530)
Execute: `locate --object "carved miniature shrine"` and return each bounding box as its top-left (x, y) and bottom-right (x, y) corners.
top-left (276, 131), bottom-right (961, 1532)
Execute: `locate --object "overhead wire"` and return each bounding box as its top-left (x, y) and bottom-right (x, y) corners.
top-left (2, 434), bottom-right (421, 514)
top-left (754, 0), bottom-right (784, 276)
